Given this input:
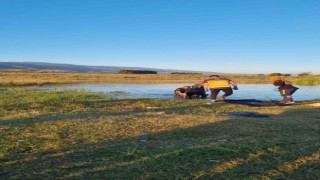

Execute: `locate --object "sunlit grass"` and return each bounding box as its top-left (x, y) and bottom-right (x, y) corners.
top-left (0, 87), bottom-right (319, 179)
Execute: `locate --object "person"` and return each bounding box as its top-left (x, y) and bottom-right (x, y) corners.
top-left (174, 84), bottom-right (207, 99)
top-left (271, 77), bottom-right (299, 104)
top-left (203, 75), bottom-right (238, 103)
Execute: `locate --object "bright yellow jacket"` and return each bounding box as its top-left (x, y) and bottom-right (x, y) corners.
top-left (207, 79), bottom-right (230, 89)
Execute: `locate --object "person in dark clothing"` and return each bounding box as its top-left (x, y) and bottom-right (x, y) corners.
top-left (272, 77), bottom-right (299, 104)
top-left (203, 75), bottom-right (238, 103)
top-left (174, 84), bottom-right (207, 99)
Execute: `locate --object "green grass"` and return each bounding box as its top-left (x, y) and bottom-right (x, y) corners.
top-left (0, 87), bottom-right (319, 179)
top-left (292, 76), bottom-right (320, 86)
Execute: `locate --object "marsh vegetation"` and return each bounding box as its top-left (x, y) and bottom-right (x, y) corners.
top-left (1, 72), bottom-right (320, 86)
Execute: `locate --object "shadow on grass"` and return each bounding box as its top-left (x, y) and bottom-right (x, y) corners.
top-left (1, 106), bottom-right (319, 179)
top-left (0, 110), bottom-right (143, 126)
top-left (0, 98), bottom-right (215, 127)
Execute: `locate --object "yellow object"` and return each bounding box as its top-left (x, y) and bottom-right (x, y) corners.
top-left (207, 80), bottom-right (230, 88)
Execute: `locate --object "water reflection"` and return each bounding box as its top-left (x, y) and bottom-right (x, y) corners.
top-left (64, 83), bottom-right (320, 101)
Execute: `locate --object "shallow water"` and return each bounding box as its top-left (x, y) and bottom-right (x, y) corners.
top-left (63, 83), bottom-right (320, 101)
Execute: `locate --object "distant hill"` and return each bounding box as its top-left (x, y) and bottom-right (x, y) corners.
top-left (0, 62), bottom-right (215, 74)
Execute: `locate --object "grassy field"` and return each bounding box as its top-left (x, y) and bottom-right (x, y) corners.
top-left (1, 87), bottom-right (319, 179)
top-left (1, 72), bottom-right (320, 86)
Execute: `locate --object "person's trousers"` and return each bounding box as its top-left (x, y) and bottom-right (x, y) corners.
top-left (280, 88), bottom-right (298, 103)
top-left (210, 88), bottom-right (233, 100)
top-left (283, 95), bottom-right (293, 103)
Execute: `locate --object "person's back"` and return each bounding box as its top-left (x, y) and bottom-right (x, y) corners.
top-left (205, 78), bottom-right (231, 89)
top-left (187, 84), bottom-right (207, 98)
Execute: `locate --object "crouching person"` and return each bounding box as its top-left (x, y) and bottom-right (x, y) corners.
top-left (271, 77), bottom-right (299, 104)
top-left (174, 84), bottom-right (207, 99)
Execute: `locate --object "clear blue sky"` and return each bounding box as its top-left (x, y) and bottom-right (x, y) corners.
top-left (0, 0), bottom-right (319, 74)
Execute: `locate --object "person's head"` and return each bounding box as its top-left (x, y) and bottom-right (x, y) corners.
top-left (210, 75), bottom-right (220, 80)
top-left (270, 76), bottom-right (284, 87)
top-left (269, 76), bottom-right (282, 82)
top-left (273, 80), bottom-right (284, 87)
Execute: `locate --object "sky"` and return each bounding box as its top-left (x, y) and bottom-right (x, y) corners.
top-left (0, 0), bottom-right (319, 74)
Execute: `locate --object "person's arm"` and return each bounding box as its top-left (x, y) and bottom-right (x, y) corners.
top-left (229, 80), bottom-right (238, 90)
top-left (203, 82), bottom-right (209, 90)
top-left (229, 80), bottom-right (237, 87)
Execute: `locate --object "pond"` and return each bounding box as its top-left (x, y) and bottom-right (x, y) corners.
top-left (62, 84), bottom-right (320, 101)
